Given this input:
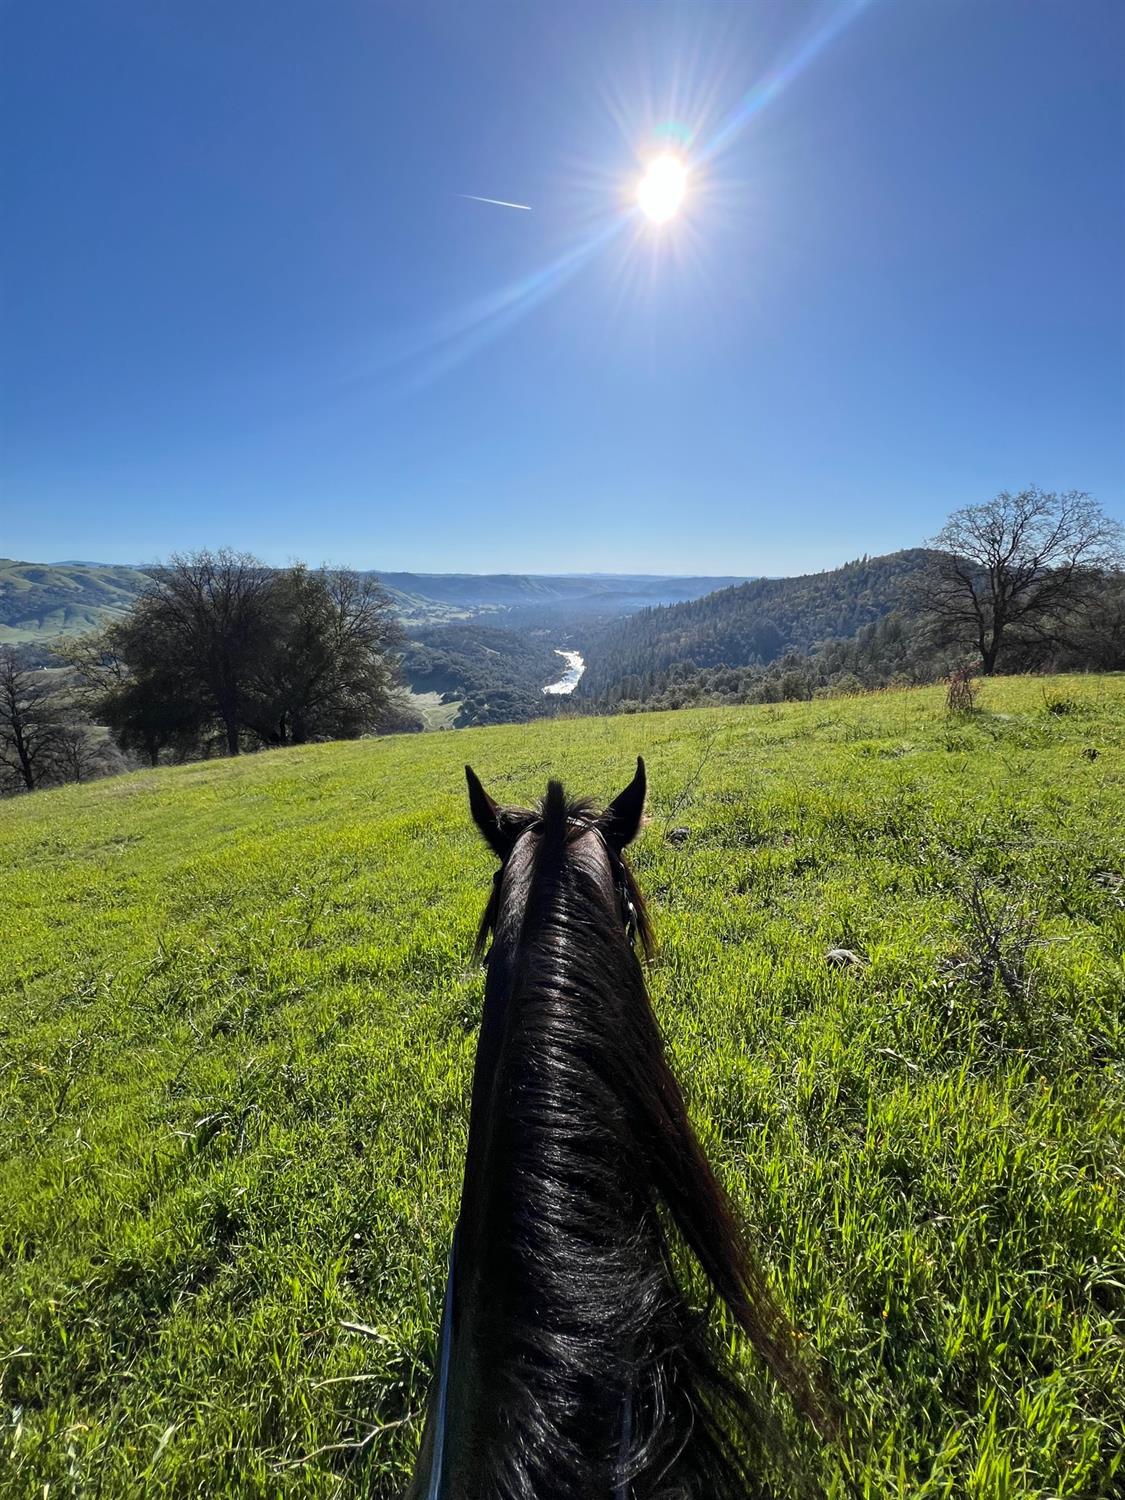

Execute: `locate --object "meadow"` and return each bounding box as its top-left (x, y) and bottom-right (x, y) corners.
top-left (2, 675), bottom-right (1123, 1498)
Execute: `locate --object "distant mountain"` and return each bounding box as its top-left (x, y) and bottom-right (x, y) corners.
top-left (0, 559), bottom-right (152, 644)
top-left (375, 571), bottom-right (747, 624)
top-left (0, 559), bottom-right (746, 642)
top-left (578, 551), bottom-right (936, 699)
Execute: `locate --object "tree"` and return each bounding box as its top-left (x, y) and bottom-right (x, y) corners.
top-left (926, 489), bottom-right (1124, 674)
top-left (64, 553), bottom-right (413, 766)
top-left (1050, 574), bottom-right (1125, 672)
top-left (0, 648), bottom-right (65, 792)
top-left (243, 566), bottom-right (406, 744)
top-left (144, 549), bottom-right (276, 755)
top-left (102, 667), bottom-right (208, 766)
top-left (59, 622), bottom-right (208, 766)
top-left (50, 719), bottom-right (125, 784)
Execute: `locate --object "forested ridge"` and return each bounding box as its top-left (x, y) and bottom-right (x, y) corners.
top-left (579, 550), bottom-right (935, 699)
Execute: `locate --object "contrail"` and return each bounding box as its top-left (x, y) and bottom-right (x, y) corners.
top-left (458, 193), bottom-right (532, 211)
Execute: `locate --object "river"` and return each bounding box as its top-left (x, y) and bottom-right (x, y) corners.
top-left (542, 648), bottom-right (585, 696)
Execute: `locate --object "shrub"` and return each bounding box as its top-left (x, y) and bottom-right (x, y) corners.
top-left (946, 667), bottom-right (977, 714)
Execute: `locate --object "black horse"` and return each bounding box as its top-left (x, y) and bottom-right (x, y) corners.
top-left (406, 759), bottom-right (828, 1500)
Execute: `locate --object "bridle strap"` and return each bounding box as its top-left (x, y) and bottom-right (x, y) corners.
top-left (485, 822), bottom-right (640, 956)
top-left (591, 824), bottom-right (640, 948)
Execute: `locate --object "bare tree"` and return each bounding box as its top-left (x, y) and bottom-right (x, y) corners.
top-left (50, 718), bottom-right (125, 784)
top-left (56, 628), bottom-right (130, 703)
top-left (0, 648), bottom-right (65, 792)
top-left (926, 488), bottom-right (1124, 674)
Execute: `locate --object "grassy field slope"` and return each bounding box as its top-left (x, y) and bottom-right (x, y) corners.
top-left (2, 677), bottom-right (1123, 1498)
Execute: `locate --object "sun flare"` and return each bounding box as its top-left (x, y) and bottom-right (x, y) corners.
top-left (637, 154), bottom-right (687, 224)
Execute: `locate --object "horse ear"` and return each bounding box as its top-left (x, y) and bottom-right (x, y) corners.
top-left (465, 765), bottom-right (513, 858)
top-left (601, 757), bottom-right (647, 850)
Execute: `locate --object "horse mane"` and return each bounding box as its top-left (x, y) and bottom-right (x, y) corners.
top-left (414, 777), bottom-right (830, 1500)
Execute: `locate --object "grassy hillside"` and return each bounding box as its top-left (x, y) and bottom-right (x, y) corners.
top-left (0, 559), bottom-right (152, 644)
top-left (2, 676), bottom-right (1123, 1498)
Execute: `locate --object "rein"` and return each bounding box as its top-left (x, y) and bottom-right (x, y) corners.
top-left (423, 1233), bottom-right (458, 1500)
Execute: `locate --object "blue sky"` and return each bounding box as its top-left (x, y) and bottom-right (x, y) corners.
top-left (2, 0), bottom-right (1122, 575)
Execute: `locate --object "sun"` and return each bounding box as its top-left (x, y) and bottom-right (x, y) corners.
top-left (636, 154), bottom-right (688, 224)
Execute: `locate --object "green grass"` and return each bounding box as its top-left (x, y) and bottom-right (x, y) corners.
top-left (2, 675), bottom-right (1123, 1498)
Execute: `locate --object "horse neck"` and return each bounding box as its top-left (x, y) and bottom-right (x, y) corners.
top-left (415, 842), bottom-right (815, 1499)
top-left (441, 878), bottom-right (650, 1495)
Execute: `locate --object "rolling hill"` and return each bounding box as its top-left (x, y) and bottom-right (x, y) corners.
top-left (2, 675), bottom-right (1122, 1497)
top-left (0, 559), bottom-right (152, 644)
